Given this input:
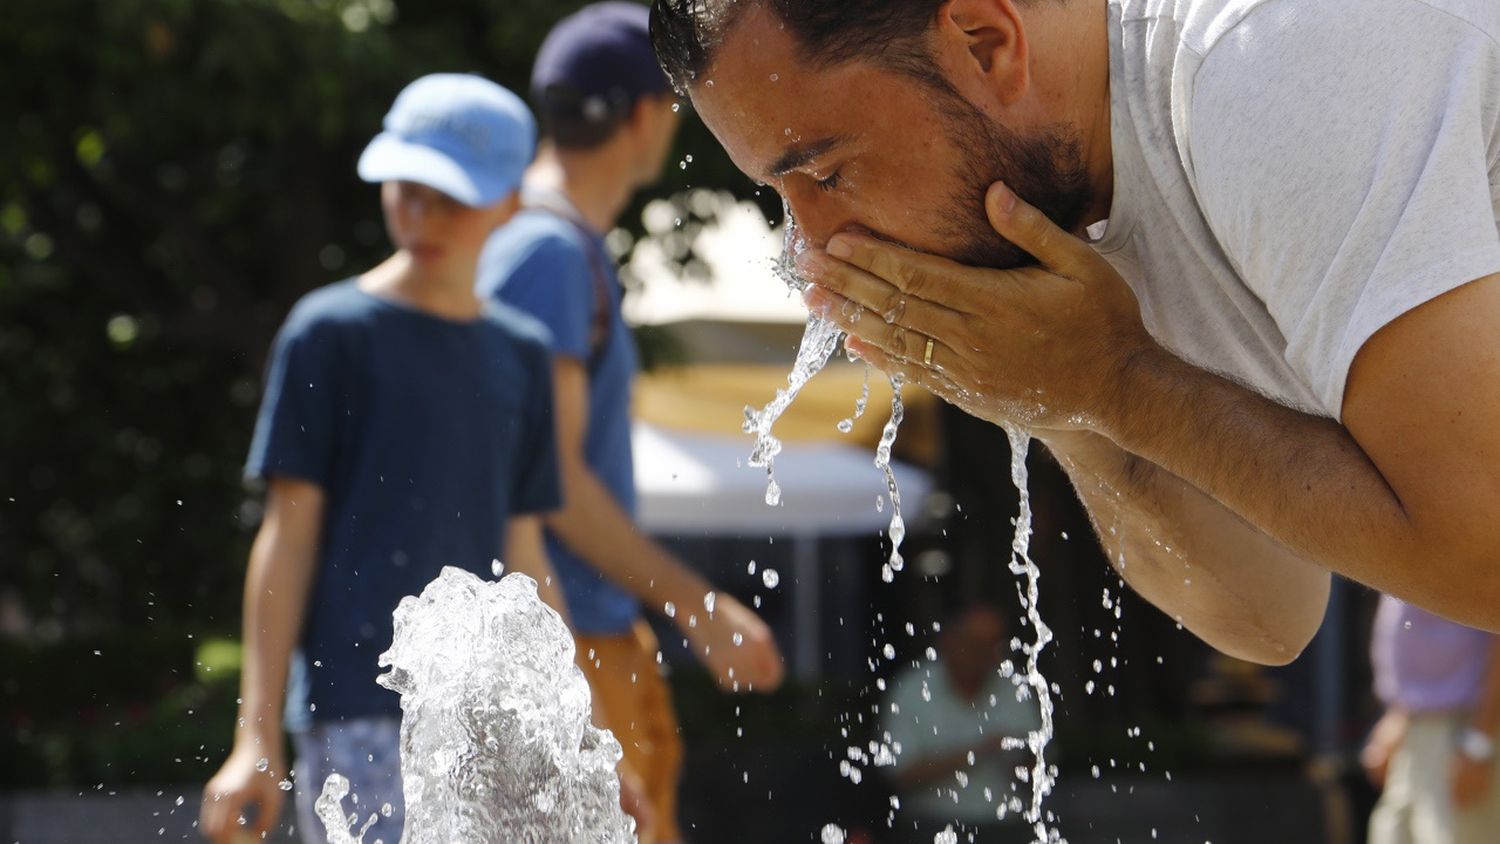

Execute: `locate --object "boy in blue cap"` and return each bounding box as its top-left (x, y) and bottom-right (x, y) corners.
top-left (200, 74), bottom-right (563, 844)
top-left (479, 5), bottom-right (785, 842)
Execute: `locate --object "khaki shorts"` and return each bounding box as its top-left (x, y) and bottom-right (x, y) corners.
top-left (577, 620), bottom-right (685, 844)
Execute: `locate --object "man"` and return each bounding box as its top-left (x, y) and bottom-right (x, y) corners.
top-left (1363, 596), bottom-right (1500, 843)
top-left (883, 605), bottom-right (1039, 844)
top-left (648, 0), bottom-right (1500, 659)
top-left (477, 5), bottom-right (785, 843)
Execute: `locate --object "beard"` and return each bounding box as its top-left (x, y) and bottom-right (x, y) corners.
top-left (930, 87), bottom-right (1094, 270)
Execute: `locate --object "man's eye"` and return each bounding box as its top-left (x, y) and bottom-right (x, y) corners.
top-left (814, 170), bottom-right (843, 192)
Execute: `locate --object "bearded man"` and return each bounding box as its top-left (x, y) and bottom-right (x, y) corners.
top-left (649, 0), bottom-right (1500, 663)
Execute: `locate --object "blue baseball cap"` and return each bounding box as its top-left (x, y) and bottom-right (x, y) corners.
top-left (531, 2), bottom-right (672, 121)
top-left (357, 73), bottom-right (536, 207)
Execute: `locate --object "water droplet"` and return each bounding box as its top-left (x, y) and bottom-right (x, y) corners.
top-left (882, 643), bottom-right (895, 660)
top-left (733, 632), bottom-right (743, 646)
top-left (703, 591), bottom-right (717, 614)
top-left (747, 560), bottom-right (757, 575)
top-left (663, 601), bottom-right (676, 619)
top-left (820, 823), bottom-right (847, 844)
top-left (254, 757), bottom-right (269, 772)
top-left (491, 559), bottom-right (503, 577)
top-left (279, 779), bottom-right (293, 791)
top-left (761, 568), bottom-right (780, 589)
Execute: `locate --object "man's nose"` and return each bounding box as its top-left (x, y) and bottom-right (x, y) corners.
top-left (780, 189), bottom-right (855, 253)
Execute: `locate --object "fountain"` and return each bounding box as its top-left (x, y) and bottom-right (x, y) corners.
top-left (315, 567), bottom-right (634, 844)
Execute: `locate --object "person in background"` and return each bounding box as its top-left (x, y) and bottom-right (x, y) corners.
top-left (199, 74), bottom-right (564, 844)
top-left (1363, 595), bottom-right (1500, 843)
top-left (882, 604), bottom-right (1039, 844)
top-left (477, 4), bottom-right (785, 842)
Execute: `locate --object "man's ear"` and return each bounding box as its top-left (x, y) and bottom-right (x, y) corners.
top-left (937, 0), bottom-right (1029, 106)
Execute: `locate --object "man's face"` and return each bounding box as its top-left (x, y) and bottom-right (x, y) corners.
top-left (689, 5), bottom-right (1090, 270)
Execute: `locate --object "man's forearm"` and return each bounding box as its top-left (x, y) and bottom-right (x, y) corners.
top-left (1040, 428), bottom-right (1329, 664)
top-left (1093, 346), bottom-right (1476, 624)
top-left (547, 463), bottom-right (712, 618)
top-left (1471, 640), bottom-right (1500, 736)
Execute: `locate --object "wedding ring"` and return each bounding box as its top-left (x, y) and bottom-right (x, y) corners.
top-left (923, 337), bottom-right (935, 366)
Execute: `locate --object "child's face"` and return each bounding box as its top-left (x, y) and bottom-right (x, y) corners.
top-left (381, 181), bottom-right (512, 270)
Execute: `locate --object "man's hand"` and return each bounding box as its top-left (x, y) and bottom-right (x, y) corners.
top-left (797, 181), bottom-right (1156, 432)
top-left (199, 741), bottom-right (287, 843)
top-left (1360, 709), bottom-right (1408, 789)
top-left (681, 591), bottom-right (785, 693)
top-left (1452, 751), bottom-right (1493, 809)
top-left (617, 761), bottom-right (656, 838)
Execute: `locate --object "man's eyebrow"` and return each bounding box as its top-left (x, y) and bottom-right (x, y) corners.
top-left (767, 135), bottom-right (850, 179)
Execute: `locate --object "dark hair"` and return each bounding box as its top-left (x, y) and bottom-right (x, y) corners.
top-left (534, 84), bottom-right (637, 151)
top-left (649, 0), bottom-right (951, 94)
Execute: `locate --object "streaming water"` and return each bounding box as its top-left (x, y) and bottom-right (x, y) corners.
top-left (1001, 424), bottom-right (1061, 843)
top-left (315, 567), bottom-right (634, 844)
top-left (743, 209), bottom-right (909, 573)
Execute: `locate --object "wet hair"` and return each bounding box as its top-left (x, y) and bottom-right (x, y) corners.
top-left (649, 0), bottom-right (952, 94)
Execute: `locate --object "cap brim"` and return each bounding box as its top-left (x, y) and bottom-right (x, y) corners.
top-left (356, 134), bottom-right (516, 207)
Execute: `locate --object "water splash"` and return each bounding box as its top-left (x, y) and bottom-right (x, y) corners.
top-left (836, 364), bottom-right (871, 434)
top-left (744, 209), bottom-right (909, 574)
top-left (874, 376), bottom-right (906, 583)
top-left (1002, 425), bottom-right (1061, 843)
top-left (316, 567), bottom-right (634, 843)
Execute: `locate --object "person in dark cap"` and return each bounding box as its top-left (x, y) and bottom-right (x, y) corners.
top-left (477, 5), bottom-right (786, 843)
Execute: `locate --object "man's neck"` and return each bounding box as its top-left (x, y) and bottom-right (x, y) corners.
top-left (527, 144), bottom-right (637, 234)
top-left (358, 251), bottom-right (484, 321)
top-left (1027, 0), bottom-right (1115, 227)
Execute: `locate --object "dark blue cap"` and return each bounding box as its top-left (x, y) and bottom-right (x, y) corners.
top-left (531, 2), bottom-right (671, 121)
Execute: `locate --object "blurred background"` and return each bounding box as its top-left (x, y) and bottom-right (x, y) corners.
top-left (0, 1), bottom-right (1387, 841)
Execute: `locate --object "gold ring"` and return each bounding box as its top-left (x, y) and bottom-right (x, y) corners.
top-left (923, 337), bottom-right (935, 366)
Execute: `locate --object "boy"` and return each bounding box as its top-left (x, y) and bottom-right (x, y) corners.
top-left (478, 6), bottom-right (785, 842)
top-left (199, 73), bottom-right (561, 844)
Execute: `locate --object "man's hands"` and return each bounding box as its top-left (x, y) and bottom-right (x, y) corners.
top-left (796, 181), bottom-right (1157, 434)
top-left (680, 591), bottom-right (785, 693)
top-left (199, 740), bottom-right (288, 843)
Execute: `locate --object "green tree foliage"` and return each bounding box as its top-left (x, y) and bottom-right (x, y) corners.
top-left (0, 0), bottom-right (764, 785)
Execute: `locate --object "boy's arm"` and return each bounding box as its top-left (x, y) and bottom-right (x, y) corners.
top-left (544, 357), bottom-right (785, 692)
top-left (503, 514), bottom-right (568, 623)
top-left (200, 476), bottom-right (324, 843)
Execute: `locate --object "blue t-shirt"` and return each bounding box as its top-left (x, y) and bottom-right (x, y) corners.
top-left (246, 280), bottom-right (561, 727)
top-left (478, 209), bottom-right (642, 635)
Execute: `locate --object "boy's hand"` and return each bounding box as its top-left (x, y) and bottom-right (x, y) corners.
top-left (682, 592), bottom-right (785, 692)
top-left (200, 742), bottom-right (287, 843)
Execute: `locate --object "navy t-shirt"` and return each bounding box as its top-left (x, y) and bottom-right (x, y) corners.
top-left (478, 209), bottom-right (642, 635)
top-left (246, 280), bottom-right (561, 727)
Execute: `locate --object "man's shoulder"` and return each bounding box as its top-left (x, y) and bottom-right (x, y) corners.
top-left (486, 209), bottom-right (593, 263)
top-left (1188, 0), bottom-right (1496, 66)
top-left (479, 299), bottom-right (556, 353)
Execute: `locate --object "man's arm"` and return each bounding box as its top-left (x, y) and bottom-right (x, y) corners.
top-left (201, 476), bottom-right (323, 842)
top-left (801, 187), bottom-right (1500, 655)
top-left (1453, 637), bottom-right (1500, 807)
top-left (1038, 429), bottom-right (1329, 665)
top-left (545, 358), bottom-right (785, 691)
top-left (501, 513), bottom-right (658, 836)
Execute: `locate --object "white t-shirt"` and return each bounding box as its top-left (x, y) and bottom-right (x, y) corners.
top-left (1097, 0), bottom-right (1500, 418)
top-left (883, 661), bottom-right (1040, 824)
